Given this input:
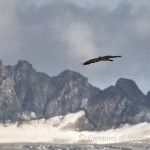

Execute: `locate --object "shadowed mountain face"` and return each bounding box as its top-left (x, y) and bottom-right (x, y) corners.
top-left (0, 60), bottom-right (150, 130)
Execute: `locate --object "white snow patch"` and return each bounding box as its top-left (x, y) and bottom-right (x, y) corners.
top-left (57, 111), bottom-right (85, 130)
top-left (0, 111), bottom-right (150, 144)
top-left (20, 111), bottom-right (36, 120)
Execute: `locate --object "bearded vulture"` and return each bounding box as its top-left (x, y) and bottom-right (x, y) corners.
top-left (83, 55), bottom-right (122, 65)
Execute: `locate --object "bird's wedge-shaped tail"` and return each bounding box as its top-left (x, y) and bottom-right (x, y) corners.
top-left (83, 55), bottom-right (122, 65)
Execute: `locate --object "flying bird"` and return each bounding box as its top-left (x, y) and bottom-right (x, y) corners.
top-left (83, 55), bottom-right (122, 65)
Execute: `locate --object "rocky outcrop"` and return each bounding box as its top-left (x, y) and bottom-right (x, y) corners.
top-left (44, 69), bottom-right (100, 117)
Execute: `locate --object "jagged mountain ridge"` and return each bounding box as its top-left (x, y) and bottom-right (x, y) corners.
top-left (0, 60), bottom-right (150, 130)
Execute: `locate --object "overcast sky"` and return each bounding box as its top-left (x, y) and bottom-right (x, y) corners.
top-left (0, 0), bottom-right (150, 94)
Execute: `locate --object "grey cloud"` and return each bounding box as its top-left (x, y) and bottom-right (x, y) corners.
top-left (0, 0), bottom-right (21, 63)
top-left (0, 0), bottom-right (150, 93)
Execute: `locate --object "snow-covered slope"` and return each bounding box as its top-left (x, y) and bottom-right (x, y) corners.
top-left (0, 111), bottom-right (150, 144)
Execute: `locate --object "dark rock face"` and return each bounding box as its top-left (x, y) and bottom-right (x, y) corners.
top-left (0, 60), bottom-right (150, 130)
top-left (116, 78), bottom-right (145, 105)
top-left (87, 85), bottom-right (143, 130)
top-left (44, 70), bottom-right (100, 117)
top-left (146, 91), bottom-right (150, 102)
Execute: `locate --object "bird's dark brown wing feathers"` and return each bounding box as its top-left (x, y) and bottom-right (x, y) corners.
top-left (109, 55), bottom-right (122, 58)
top-left (83, 58), bottom-right (99, 65)
top-left (101, 55), bottom-right (121, 59)
top-left (83, 55), bottom-right (122, 65)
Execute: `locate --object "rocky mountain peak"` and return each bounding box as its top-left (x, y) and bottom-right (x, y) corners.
top-left (147, 91), bottom-right (150, 99)
top-left (55, 69), bottom-right (89, 87)
top-left (58, 69), bottom-right (85, 79)
top-left (0, 60), bottom-right (2, 66)
top-left (0, 60), bottom-right (6, 77)
top-left (115, 78), bottom-right (145, 105)
top-left (116, 78), bottom-right (144, 95)
top-left (116, 78), bottom-right (139, 91)
top-left (15, 60), bottom-right (32, 70)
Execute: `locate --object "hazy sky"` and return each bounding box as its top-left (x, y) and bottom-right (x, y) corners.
top-left (0, 0), bottom-right (150, 94)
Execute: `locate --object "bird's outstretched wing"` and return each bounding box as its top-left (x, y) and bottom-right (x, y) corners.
top-left (100, 55), bottom-right (121, 60)
top-left (83, 58), bottom-right (99, 65)
top-left (83, 55), bottom-right (122, 65)
top-left (106, 55), bottom-right (122, 58)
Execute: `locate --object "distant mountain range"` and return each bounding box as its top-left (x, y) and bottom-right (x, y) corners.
top-left (0, 60), bottom-right (150, 131)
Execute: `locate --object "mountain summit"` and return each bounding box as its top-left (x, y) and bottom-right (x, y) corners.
top-left (0, 60), bottom-right (150, 130)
